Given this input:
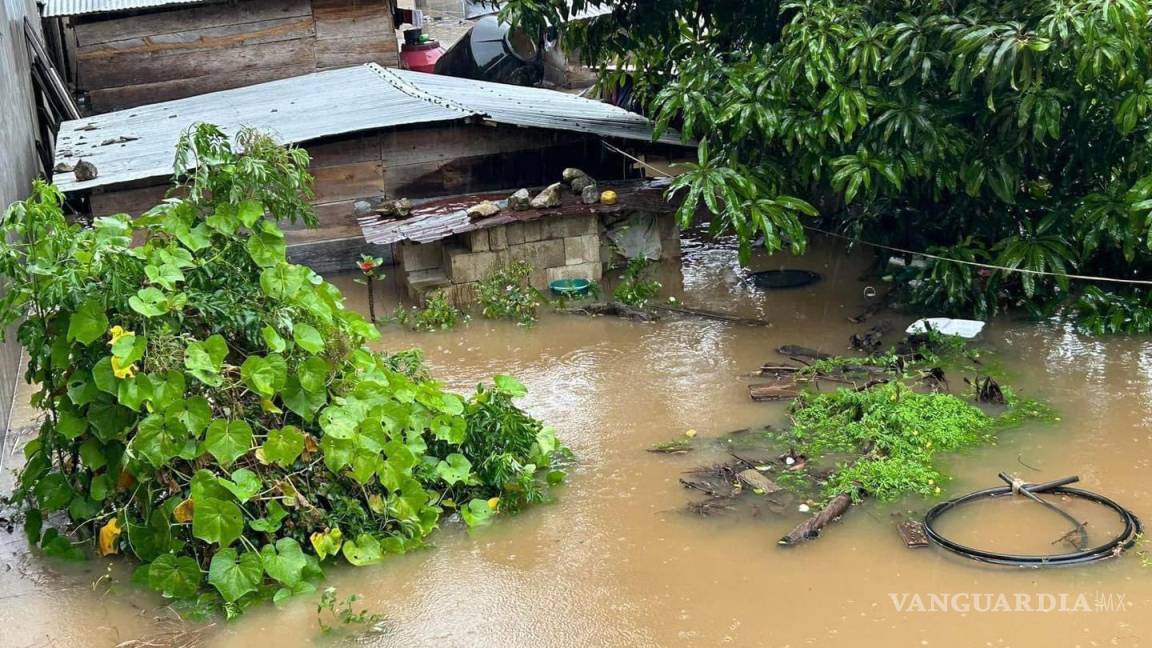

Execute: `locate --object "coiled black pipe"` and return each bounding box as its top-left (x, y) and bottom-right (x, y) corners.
top-left (923, 474), bottom-right (1142, 567)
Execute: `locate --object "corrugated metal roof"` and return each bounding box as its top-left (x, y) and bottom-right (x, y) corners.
top-left (41, 0), bottom-right (209, 18)
top-left (54, 63), bottom-right (684, 193)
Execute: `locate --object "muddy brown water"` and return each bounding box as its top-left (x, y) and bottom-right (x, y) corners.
top-left (2, 234), bottom-right (1151, 647)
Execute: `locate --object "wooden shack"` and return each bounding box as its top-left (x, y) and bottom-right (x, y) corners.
top-left (51, 64), bottom-right (688, 273)
top-left (41, 0), bottom-right (399, 114)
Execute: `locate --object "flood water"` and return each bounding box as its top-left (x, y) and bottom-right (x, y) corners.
top-left (3, 234), bottom-right (1152, 647)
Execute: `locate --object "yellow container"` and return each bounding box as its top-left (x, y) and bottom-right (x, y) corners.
top-left (601, 190), bottom-right (618, 205)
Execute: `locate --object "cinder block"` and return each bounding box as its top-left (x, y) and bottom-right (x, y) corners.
top-left (522, 220), bottom-right (544, 242)
top-left (547, 261), bottom-right (602, 283)
top-left (489, 226), bottom-right (508, 250)
top-left (442, 281), bottom-right (479, 308)
top-left (448, 249), bottom-right (507, 283)
top-left (508, 239), bottom-right (565, 268)
top-left (549, 214), bottom-right (598, 238)
top-left (400, 242), bottom-right (444, 272)
top-left (564, 234), bottom-right (601, 265)
top-left (468, 230), bottom-right (490, 252)
top-left (506, 222), bottom-right (526, 245)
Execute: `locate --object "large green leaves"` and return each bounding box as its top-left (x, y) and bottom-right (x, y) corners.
top-left (292, 324), bottom-right (324, 353)
top-left (192, 497), bottom-right (244, 547)
top-left (208, 548), bottom-right (262, 602)
top-left (67, 299), bottom-right (108, 345)
top-left (148, 554), bottom-right (202, 599)
top-left (202, 420), bottom-right (253, 466)
top-left (262, 425), bottom-right (305, 467)
top-left (185, 335), bottom-right (229, 386)
top-left (260, 538), bottom-right (307, 586)
top-left (240, 354), bottom-right (287, 398)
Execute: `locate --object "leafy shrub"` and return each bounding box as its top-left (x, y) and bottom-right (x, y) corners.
top-left (394, 290), bottom-right (465, 332)
top-left (1070, 286), bottom-right (1152, 335)
top-left (476, 261), bottom-right (543, 325)
top-left (0, 124), bottom-right (567, 616)
top-left (613, 257), bottom-right (661, 307)
top-left (786, 382), bottom-right (995, 501)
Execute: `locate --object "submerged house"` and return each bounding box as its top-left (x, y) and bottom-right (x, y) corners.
top-left (52, 63), bottom-right (689, 294)
top-left (40, 0), bottom-right (399, 113)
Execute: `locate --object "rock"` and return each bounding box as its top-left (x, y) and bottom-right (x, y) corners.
top-left (376, 198), bottom-right (413, 219)
top-left (74, 160), bottom-right (98, 182)
top-left (375, 202), bottom-right (398, 217)
top-left (353, 200), bottom-right (374, 218)
top-left (53, 162), bottom-right (75, 174)
top-left (530, 183), bottom-right (563, 209)
top-left (394, 198), bottom-right (412, 217)
top-left (737, 469), bottom-right (782, 494)
top-left (467, 200), bottom-right (502, 220)
top-left (562, 167), bottom-right (587, 183)
top-left (571, 175), bottom-right (597, 194)
top-left (581, 184), bottom-right (600, 204)
top-left (508, 188), bottom-right (532, 210)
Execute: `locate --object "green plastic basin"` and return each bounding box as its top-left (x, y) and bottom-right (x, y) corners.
top-left (549, 278), bottom-right (591, 297)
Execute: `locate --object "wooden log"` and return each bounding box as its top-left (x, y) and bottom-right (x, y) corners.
top-left (778, 492), bottom-right (854, 545)
top-left (562, 302), bottom-right (659, 322)
top-left (737, 469), bottom-right (781, 494)
top-left (748, 383), bottom-right (799, 401)
top-left (650, 304), bottom-right (770, 326)
top-left (776, 345), bottom-right (834, 360)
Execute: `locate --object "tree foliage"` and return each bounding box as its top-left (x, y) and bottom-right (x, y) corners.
top-left (505, 0), bottom-right (1152, 326)
top-left (0, 124), bottom-right (568, 617)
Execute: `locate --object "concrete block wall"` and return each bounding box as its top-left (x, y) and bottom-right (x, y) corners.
top-left (397, 211), bottom-right (679, 308)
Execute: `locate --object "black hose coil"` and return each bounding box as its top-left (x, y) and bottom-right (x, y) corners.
top-left (923, 474), bottom-right (1142, 567)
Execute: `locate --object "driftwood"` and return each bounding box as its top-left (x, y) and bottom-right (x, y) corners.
top-left (651, 304), bottom-right (770, 326)
top-left (749, 383), bottom-right (800, 401)
top-left (561, 301), bottom-right (660, 322)
top-left (737, 469), bottom-right (782, 494)
top-left (758, 363), bottom-right (801, 377)
top-left (778, 492), bottom-right (854, 545)
top-left (776, 344), bottom-right (833, 360)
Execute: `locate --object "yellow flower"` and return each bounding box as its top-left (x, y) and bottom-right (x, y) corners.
top-left (110, 356), bottom-right (136, 379)
top-left (107, 325), bottom-right (133, 346)
top-left (98, 518), bottom-right (122, 556)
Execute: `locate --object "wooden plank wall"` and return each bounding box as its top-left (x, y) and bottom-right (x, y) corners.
top-left (73, 0), bottom-right (399, 113)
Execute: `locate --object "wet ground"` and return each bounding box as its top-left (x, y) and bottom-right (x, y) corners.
top-left (2, 234), bottom-right (1151, 647)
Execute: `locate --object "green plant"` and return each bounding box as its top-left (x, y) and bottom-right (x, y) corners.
top-left (502, 0), bottom-right (1152, 327)
top-left (476, 262), bottom-right (543, 326)
top-left (613, 257), bottom-right (661, 307)
top-left (1070, 286), bottom-right (1152, 335)
top-left (316, 587), bottom-right (385, 634)
top-left (355, 254), bottom-right (385, 323)
top-left (0, 123), bottom-right (568, 617)
top-left (394, 290), bottom-right (464, 332)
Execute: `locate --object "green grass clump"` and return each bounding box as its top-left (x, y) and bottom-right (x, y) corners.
top-left (786, 382), bottom-right (994, 501)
